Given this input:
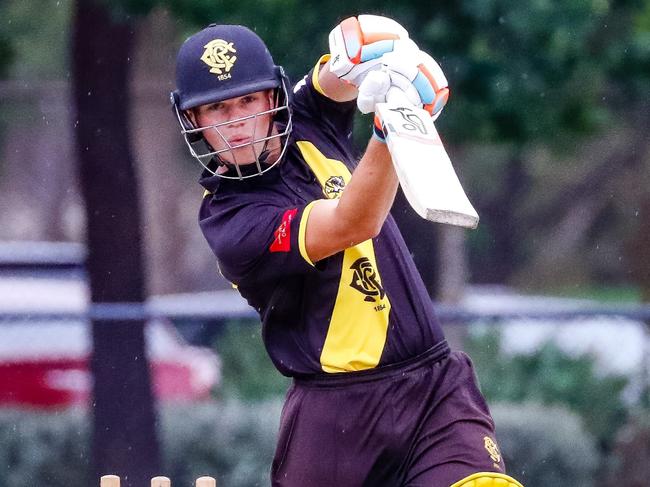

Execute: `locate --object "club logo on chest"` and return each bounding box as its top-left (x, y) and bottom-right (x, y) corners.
top-left (324, 175), bottom-right (346, 199)
top-left (349, 257), bottom-right (385, 303)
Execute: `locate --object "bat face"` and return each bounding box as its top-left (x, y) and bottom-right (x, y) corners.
top-left (376, 102), bottom-right (479, 229)
top-left (382, 106), bottom-right (440, 145)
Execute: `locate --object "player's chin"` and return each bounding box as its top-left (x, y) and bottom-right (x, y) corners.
top-left (221, 148), bottom-right (260, 166)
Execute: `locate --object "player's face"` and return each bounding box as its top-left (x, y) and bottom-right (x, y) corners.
top-left (192, 90), bottom-right (278, 165)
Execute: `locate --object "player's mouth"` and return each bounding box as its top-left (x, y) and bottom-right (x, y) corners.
top-left (228, 136), bottom-right (251, 146)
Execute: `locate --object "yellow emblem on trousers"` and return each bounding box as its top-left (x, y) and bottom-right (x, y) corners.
top-left (484, 436), bottom-right (502, 463)
top-left (201, 39), bottom-right (237, 76)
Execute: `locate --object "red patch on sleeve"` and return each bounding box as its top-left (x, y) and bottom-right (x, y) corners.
top-left (269, 208), bottom-right (298, 253)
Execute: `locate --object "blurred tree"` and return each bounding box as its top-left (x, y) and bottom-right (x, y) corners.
top-left (16, 0), bottom-right (639, 295)
top-left (619, 1), bottom-right (650, 302)
top-left (604, 411), bottom-right (650, 487)
top-left (2, 0), bottom-right (648, 291)
top-left (414, 0), bottom-right (621, 283)
top-left (0, 0), bottom-right (71, 80)
top-left (158, 0), bottom-right (648, 289)
top-left (72, 0), bottom-right (160, 485)
top-left (0, 36), bottom-right (13, 79)
top-left (0, 0), bottom-right (77, 243)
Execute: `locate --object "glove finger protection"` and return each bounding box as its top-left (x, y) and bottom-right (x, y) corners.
top-left (328, 15), bottom-right (417, 86)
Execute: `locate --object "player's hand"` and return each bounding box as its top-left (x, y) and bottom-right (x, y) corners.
top-left (328, 15), bottom-right (418, 87)
top-left (358, 50), bottom-right (450, 121)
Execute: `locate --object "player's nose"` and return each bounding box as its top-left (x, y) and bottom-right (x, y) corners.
top-left (227, 105), bottom-right (253, 125)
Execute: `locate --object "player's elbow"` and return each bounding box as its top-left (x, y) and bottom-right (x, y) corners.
top-left (349, 219), bottom-right (382, 243)
top-left (367, 220), bottom-right (384, 239)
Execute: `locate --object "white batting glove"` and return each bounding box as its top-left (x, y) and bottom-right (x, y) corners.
top-left (357, 70), bottom-right (391, 114)
top-left (328, 15), bottom-right (418, 87)
top-left (357, 50), bottom-right (450, 121)
top-left (382, 50), bottom-right (450, 120)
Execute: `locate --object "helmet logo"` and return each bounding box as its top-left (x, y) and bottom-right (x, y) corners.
top-left (200, 39), bottom-right (237, 80)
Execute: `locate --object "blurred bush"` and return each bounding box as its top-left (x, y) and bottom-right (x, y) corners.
top-left (0, 408), bottom-right (89, 487)
top-left (0, 400), bottom-right (282, 487)
top-left (0, 399), bottom-right (603, 487)
top-left (465, 328), bottom-right (629, 447)
top-left (0, 394), bottom-right (631, 487)
top-left (215, 321), bottom-right (291, 401)
top-left (160, 400), bottom-right (282, 487)
top-left (492, 402), bottom-right (600, 487)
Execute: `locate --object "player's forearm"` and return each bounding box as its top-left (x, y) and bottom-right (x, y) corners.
top-left (303, 138), bottom-right (398, 263)
top-left (335, 138), bottom-right (399, 239)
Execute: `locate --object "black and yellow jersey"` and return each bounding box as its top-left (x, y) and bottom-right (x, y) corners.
top-left (198, 58), bottom-right (446, 377)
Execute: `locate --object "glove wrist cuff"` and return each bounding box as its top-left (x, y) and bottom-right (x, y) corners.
top-left (373, 116), bottom-right (386, 142)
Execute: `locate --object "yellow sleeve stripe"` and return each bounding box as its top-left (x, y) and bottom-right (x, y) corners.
top-left (311, 54), bottom-right (332, 97)
top-left (298, 200), bottom-right (318, 267)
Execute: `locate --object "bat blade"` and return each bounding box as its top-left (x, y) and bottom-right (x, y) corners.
top-left (376, 102), bottom-right (479, 229)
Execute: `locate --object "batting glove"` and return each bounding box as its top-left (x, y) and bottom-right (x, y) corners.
top-left (357, 70), bottom-right (391, 115)
top-left (383, 50), bottom-right (450, 120)
top-left (328, 15), bottom-right (418, 87)
top-left (357, 50), bottom-right (450, 122)
top-left (370, 87), bottom-right (416, 143)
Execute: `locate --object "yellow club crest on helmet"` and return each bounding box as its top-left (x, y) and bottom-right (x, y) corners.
top-left (200, 39), bottom-right (237, 77)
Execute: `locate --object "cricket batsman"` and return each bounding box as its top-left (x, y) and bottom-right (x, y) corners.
top-left (171, 15), bottom-right (524, 487)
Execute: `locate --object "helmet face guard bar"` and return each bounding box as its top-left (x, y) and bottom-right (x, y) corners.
top-left (175, 103), bottom-right (292, 179)
top-left (174, 75), bottom-right (293, 180)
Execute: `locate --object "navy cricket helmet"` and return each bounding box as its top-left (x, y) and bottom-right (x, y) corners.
top-left (171, 24), bottom-right (292, 179)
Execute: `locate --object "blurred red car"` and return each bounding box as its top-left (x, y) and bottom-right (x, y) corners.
top-left (0, 257), bottom-right (221, 408)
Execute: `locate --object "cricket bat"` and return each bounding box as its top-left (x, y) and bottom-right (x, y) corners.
top-left (376, 90), bottom-right (479, 229)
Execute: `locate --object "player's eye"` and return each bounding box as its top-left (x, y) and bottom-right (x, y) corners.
top-left (241, 95), bottom-right (256, 104)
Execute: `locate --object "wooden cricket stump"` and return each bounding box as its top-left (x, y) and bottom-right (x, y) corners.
top-left (151, 477), bottom-right (171, 487)
top-left (100, 474), bottom-right (217, 486)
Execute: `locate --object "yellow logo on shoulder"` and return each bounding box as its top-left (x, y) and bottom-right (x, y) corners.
top-left (201, 39), bottom-right (237, 79)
